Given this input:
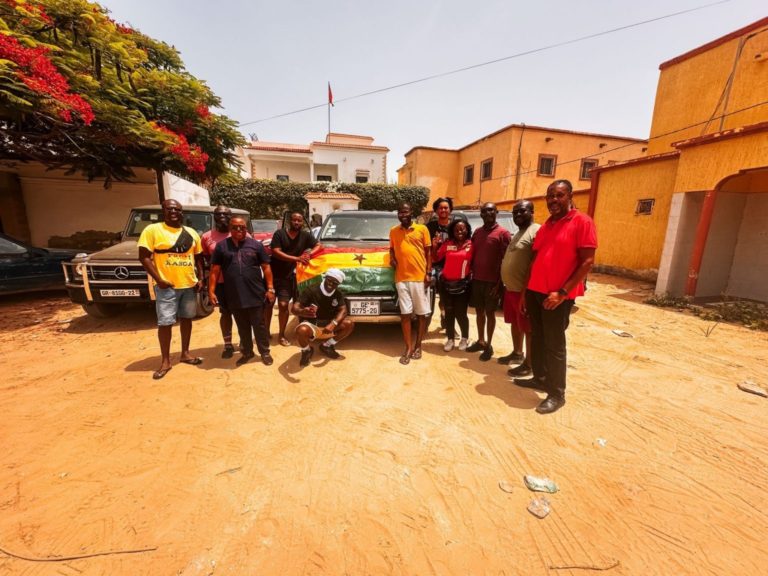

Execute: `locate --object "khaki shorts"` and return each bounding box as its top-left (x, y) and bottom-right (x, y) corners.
top-left (298, 321), bottom-right (335, 341)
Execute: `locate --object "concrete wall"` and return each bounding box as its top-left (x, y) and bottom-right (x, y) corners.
top-left (163, 173), bottom-right (210, 205)
top-left (20, 174), bottom-right (157, 247)
top-left (648, 21), bottom-right (768, 155)
top-left (727, 193), bottom-right (768, 301)
top-left (592, 156), bottom-right (679, 272)
top-left (398, 148), bottom-right (458, 202)
top-left (312, 147), bottom-right (386, 184)
top-left (658, 192), bottom-right (705, 295)
top-left (696, 192), bottom-right (745, 298)
top-left (308, 199), bottom-right (361, 221)
top-left (252, 159), bottom-right (311, 182)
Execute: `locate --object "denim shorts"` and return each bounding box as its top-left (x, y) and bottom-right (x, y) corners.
top-left (155, 286), bottom-right (197, 326)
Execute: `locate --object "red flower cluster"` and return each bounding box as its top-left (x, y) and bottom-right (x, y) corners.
top-left (0, 34), bottom-right (94, 124)
top-left (195, 104), bottom-right (211, 119)
top-left (154, 124), bottom-right (209, 174)
top-left (2, 0), bottom-right (53, 25)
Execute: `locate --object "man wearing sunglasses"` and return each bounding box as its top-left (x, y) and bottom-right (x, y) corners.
top-left (210, 216), bottom-right (275, 366)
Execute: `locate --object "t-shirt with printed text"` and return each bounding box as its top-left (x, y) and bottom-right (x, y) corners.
top-left (137, 222), bottom-right (202, 289)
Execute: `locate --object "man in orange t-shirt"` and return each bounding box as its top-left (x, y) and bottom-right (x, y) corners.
top-left (389, 202), bottom-right (432, 365)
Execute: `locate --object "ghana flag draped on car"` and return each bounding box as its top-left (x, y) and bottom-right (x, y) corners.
top-left (296, 246), bottom-right (393, 293)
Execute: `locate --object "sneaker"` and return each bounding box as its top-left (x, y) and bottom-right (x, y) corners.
top-left (221, 346), bottom-right (235, 359)
top-left (319, 344), bottom-right (341, 359)
top-left (507, 364), bottom-right (532, 377)
top-left (299, 347), bottom-right (314, 367)
top-left (497, 351), bottom-right (524, 365)
top-left (443, 338), bottom-right (455, 352)
top-left (465, 341), bottom-right (486, 353)
top-left (457, 338), bottom-right (468, 351)
top-left (261, 353), bottom-right (274, 366)
top-left (479, 345), bottom-right (494, 362)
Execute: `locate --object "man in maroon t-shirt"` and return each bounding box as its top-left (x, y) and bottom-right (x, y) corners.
top-left (466, 202), bottom-right (511, 361)
top-left (514, 180), bottom-right (597, 415)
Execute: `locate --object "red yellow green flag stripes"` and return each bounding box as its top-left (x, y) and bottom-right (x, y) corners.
top-left (296, 247), bottom-right (393, 293)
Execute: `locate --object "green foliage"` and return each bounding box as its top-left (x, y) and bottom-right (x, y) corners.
top-left (0, 0), bottom-right (244, 184)
top-left (645, 293), bottom-right (768, 331)
top-left (211, 180), bottom-right (430, 219)
top-left (644, 293), bottom-right (693, 310)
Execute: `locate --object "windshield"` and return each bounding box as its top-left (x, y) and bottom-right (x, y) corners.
top-left (320, 213), bottom-right (398, 241)
top-left (252, 220), bottom-right (278, 233)
top-left (125, 211), bottom-right (212, 238)
top-left (461, 213), bottom-right (518, 235)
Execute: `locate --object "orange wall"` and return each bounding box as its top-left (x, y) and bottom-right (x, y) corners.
top-left (401, 127), bottom-right (646, 208)
top-left (648, 21), bottom-right (768, 155)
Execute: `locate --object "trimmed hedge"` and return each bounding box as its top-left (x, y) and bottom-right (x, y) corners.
top-left (211, 180), bottom-right (430, 219)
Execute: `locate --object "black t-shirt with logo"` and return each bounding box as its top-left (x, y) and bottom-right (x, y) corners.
top-left (298, 284), bottom-right (346, 327)
top-left (270, 228), bottom-right (318, 280)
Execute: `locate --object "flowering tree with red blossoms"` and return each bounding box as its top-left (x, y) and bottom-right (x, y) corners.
top-left (0, 0), bottom-right (243, 185)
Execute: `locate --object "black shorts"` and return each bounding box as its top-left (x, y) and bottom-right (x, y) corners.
top-left (471, 280), bottom-right (498, 312)
top-left (214, 283), bottom-right (230, 313)
top-left (273, 275), bottom-right (297, 302)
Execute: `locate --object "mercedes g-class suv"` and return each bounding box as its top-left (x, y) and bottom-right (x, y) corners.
top-left (63, 204), bottom-right (251, 318)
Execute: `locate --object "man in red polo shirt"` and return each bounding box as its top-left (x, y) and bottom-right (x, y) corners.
top-left (467, 202), bottom-right (511, 361)
top-left (514, 180), bottom-right (596, 414)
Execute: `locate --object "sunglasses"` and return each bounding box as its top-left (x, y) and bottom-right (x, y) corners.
top-left (230, 225), bottom-right (247, 231)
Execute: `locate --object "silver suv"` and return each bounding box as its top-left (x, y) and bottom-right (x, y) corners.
top-left (63, 204), bottom-right (250, 318)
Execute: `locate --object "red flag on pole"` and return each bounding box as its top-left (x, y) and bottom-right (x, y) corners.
top-left (328, 82), bottom-right (334, 107)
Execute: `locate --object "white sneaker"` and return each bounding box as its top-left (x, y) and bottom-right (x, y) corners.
top-left (444, 338), bottom-right (455, 352)
top-left (458, 338), bottom-right (468, 351)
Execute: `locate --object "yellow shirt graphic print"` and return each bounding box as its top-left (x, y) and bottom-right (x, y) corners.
top-left (137, 222), bottom-right (202, 289)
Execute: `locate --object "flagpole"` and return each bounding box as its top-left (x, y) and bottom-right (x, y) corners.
top-left (327, 81), bottom-right (331, 138)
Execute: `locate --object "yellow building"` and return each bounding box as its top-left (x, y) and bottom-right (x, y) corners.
top-left (590, 17), bottom-right (768, 301)
top-left (397, 124), bottom-right (646, 208)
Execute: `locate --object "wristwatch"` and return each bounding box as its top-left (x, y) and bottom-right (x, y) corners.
top-left (557, 288), bottom-right (568, 297)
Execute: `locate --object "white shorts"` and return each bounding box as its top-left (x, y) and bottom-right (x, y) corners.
top-left (396, 281), bottom-right (431, 316)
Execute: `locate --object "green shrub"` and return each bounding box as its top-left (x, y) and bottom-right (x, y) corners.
top-left (211, 180), bottom-right (430, 219)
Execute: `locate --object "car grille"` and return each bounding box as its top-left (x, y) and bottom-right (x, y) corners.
top-left (88, 265), bottom-right (147, 281)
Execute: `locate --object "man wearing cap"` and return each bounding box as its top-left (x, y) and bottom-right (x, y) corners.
top-left (291, 268), bottom-right (354, 367)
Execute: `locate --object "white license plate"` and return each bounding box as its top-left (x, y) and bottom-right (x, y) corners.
top-left (100, 289), bottom-right (139, 297)
top-left (350, 300), bottom-right (380, 316)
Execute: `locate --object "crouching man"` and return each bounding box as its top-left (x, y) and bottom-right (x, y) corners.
top-left (291, 268), bottom-right (354, 367)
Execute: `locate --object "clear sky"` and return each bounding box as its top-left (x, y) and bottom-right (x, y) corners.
top-left (102, 0), bottom-right (766, 181)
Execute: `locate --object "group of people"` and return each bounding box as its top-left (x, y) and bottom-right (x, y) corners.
top-left (137, 201), bottom-right (353, 380)
top-left (139, 179), bottom-right (596, 416)
top-left (388, 179), bottom-right (596, 415)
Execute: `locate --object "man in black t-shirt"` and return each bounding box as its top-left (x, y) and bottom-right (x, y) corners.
top-left (291, 268), bottom-right (354, 367)
top-left (267, 211), bottom-right (321, 346)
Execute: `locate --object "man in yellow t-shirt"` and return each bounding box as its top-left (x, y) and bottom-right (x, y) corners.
top-left (138, 199), bottom-right (204, 380)
top-left (389, 202), bottom-right (432, 365)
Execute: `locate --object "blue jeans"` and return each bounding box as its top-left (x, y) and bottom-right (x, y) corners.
top-left (155, 287), bottom-right (197, 326)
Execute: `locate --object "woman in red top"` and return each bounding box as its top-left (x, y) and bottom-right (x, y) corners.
top-left (434, 219), bottom-right (474, 352)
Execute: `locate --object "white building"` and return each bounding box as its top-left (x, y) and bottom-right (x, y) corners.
top-left (236, 133), bottom-right (389, 184)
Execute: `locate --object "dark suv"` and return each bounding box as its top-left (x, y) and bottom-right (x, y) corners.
top-left (63, 204), bottom-right (251, 318)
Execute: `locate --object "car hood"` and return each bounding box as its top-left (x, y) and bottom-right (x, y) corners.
top-left (297, 242), bottom-right (394, 294)
top-left (86, 240), bottom-right (140, 261)
top-left (46, 247), bottom-right (83, 260)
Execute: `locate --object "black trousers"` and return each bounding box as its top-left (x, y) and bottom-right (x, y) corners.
top-left (232, 305), bottom-right (270, 355)
top-left (526, 290), bottom-right (574, 398)
top-left (440, 287), bottom-right (470, 339)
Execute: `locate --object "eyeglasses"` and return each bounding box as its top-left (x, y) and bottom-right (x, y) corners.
top-left (230, 225), bottom-right (247, 231)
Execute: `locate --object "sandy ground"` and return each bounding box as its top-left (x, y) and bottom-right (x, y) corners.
top-left (1, 273), bottom-right (767, 576)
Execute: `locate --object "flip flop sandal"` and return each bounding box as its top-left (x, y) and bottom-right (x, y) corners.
top-left (399, 354), bottom-right (410, 365)
top-left (279, 337), bottom-right (290, 347)
top-left (410, 349), bottom-right (422, 360)
top-left (152, 367), bottom-right (172, 380)
top-left (180, 357), bottom-right (203, 365)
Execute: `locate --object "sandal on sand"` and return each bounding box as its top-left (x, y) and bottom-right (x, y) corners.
top-left (152, 367), bottom-right (172, 380)
top-left (180, 357), bottom-right (203, 365)
top-left (410, 348), bottom-right (422, 360)
top-left (399, 354), bottom-right (410, 365)
top-left (279, 337), bottom-right (290, 347)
